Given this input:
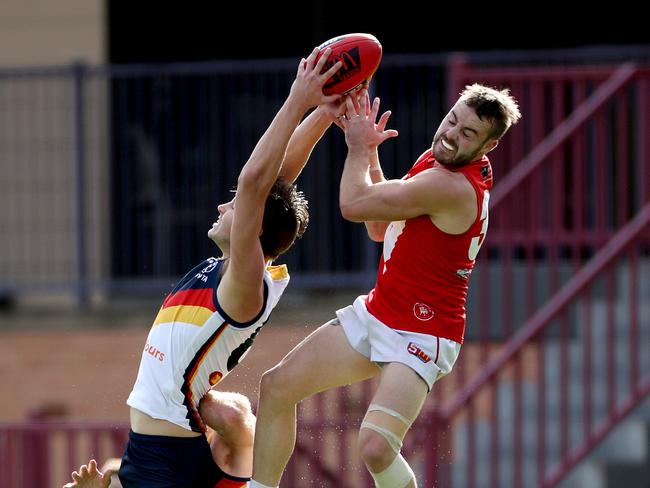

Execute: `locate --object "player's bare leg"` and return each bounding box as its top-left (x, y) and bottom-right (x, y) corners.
top-left (358, 362), bottom-right (428, 488)
top-left (199, 391), bottom-right (255, 478)
top-left (251, 320), bottom-right (380, 487)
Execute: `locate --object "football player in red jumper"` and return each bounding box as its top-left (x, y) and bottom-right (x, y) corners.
top-left (252, 85), bottom-right (520, 488)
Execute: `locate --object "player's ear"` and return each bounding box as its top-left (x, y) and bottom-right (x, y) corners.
top-left (482, 138), bottom-right (498, 154)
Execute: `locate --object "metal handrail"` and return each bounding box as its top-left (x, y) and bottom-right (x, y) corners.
top-left (442, 200), bottom-right (650, 418)
top-left (490, 62), bottom-right (637, 209)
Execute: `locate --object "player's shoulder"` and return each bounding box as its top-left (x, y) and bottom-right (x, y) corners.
top-left (407, 164), bottom-right (476, 209)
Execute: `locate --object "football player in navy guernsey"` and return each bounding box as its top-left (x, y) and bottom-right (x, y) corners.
top-left (104, 48), bottom-right (344, 488)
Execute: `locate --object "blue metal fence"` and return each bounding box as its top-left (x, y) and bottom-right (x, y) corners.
top-left (0, 56), bottom-right (448, 304)
top-left (1, 46), bottom-right (648, 307)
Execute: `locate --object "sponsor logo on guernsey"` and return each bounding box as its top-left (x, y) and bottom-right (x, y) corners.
top-left (407, 342), bottom-right (432, 363)
top-left (195, 258), bottom-right (219, 283)
top-left (413, 302), bottom-right (434, 321)
top-left (481, 164), bottom-right (492, 180)
top-left (456, 268), bottom-right (472, 279)
top-left (144, 342), bottom-right (165, 362)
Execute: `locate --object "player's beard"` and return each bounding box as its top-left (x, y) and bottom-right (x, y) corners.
top-left (433, 136), bottom-right (484, 168)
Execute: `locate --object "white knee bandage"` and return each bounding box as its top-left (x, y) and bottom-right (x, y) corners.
top-left (361, 403), bottom-right (416, 486)
top-left (371, 453), bottom-right (416, 488)
top-left (360, 403), bottom-right (413, 453)
top-left (367, 404), bottom-right (413, 428)
top-left (360, 420), bottom-right (403, 452)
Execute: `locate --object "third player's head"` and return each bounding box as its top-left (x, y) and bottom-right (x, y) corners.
top-left (208, 178), bottom-right (309, 261)
top-left (432, 83), bottom-right (521, 167)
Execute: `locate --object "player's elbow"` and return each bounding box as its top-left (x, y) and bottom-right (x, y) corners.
top-left (340, 202), bottom-right (365, 222)
top-left (235, 169), bottom-right (273, 201)
top-left (365, 221), bottom-right (387, 242)
top-left (237, 167), bottom-right (263, 190)
top-left (367, 230), bottom-right (384, 242)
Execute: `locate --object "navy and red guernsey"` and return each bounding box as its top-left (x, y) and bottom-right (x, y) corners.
top-left (127, 258), bottom-right (290, 432)
top-left (365, 149), bottom-right (493, 344)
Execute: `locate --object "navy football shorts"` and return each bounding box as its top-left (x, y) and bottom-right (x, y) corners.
top-left (118, 430), bottom-right (249, 488)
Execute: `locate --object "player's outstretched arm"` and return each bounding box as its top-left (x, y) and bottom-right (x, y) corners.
top-left (62, 459), bottom-right (112, 488)
top-left (364, 147), bottom-right (390, 241)
top-left (279, 101), bottom-right (343, 184)
top-left (280, 81), bottom-right (373, 184)
top-left (340, 91), bottom-right (467, 224)
top-left (217, 50), bottom-right (341, 322)
top-left (339, 89), bottom-right (399, 223)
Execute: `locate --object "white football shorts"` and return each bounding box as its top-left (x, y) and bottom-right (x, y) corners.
top-left (336, 295), bottom-right (461, 390)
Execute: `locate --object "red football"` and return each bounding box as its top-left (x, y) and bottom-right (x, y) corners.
top-left (316, 33), bottom-right (382, 95)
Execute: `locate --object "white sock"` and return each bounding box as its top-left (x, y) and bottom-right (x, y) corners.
top-left (248, 480), bottom-right (277, 488)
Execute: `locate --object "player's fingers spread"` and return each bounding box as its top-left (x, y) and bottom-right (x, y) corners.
top-left (370, 97), bottom-right (380, 119)
top-left (308, 47), bottom-right (325, 71)
top-left (307, 46), bottom-right (320, 60)
top-left (345, 96), bottom-right (358, 116)
top-left (351, 94), bottom-right (361, 114)
top-left (297, 58), bottom-right (306, 75)
top-left (79, 465), bottom-right (89, 477)
top-left (88, 459), bottom-right (98, 474)
top-left (377, 110), bottom-right (392, 131)
top-left (71, 471), bottom-right (81, 482)
top-left (383, 129), bottom-right (399, 139)
top-left (359, 90), bottom-right (368, 115)
top-left (321, 60), bottom-right (342, 81)
top-left (363, 89), bottom-right (371, 107)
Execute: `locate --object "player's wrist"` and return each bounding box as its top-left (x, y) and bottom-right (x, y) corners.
top-left (313, 105), bottom-right (339, 124)
top-left (347, 145), bottom-right (375, 160)
top-left (284, 94), bottom-right (312, 117)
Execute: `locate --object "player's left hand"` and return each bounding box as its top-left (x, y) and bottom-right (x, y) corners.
top-left (319, 81), bottom-right (369, 129)
top-left (340, 89), bottom-right (398, 150)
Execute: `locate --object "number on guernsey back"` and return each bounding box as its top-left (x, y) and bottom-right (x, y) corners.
top-left (468, 190), bottom-right (489, 260)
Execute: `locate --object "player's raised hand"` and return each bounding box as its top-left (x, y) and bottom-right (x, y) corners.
top-left (340, 89), bottom-right (398, 150)
top-left (319, 81), bottom-right (370, 129)
top-left (289, 47), bottom-right (343, 110)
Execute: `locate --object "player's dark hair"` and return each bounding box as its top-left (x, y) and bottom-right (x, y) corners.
top-left (460, 84), bottom-right (522, 140)
top-left (260, 178), bottom-right (309, 260)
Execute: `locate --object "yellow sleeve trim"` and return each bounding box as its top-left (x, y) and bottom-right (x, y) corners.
top-left (266, 264), bottom-right (289, 281)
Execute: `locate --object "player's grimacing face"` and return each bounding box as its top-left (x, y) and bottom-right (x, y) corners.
top-left (432, 100), bottom-right (497, 166)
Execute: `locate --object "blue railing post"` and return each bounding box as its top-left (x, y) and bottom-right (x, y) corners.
top-left (71, 62), bottom-right (88, 309)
